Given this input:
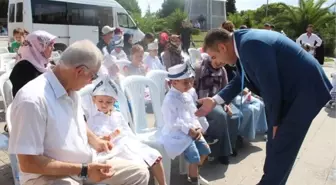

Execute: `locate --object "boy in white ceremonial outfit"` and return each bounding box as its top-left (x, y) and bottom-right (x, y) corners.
top-left (161, 63), bottom-right (211, 185)
top-left (144, 39), bottom-right (166, 71)
top-left (85, 75), bottom-right (167, 185)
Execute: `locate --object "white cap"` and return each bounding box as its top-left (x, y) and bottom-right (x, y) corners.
top-left (92, 75), bottom-right (118, 99)
top-left (102, 26), bottom-right (116, 35)
top-left (167, 62), bottom-right (194, 80)
top-left (148, 39), bottom-right (158, 50)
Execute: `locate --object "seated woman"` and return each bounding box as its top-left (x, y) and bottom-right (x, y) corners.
top-left (124, 44), bottom-right (147, 76)
top-left (194, 55), bottom-right (243, 163)
top-left (85, 75), bottom-right (167, 185)
top-left (225, 64), bottom-right (268, 140)
top-left (162, 35), bottom-right (184, 69)
top-left (144, 40), bottom-right (165, 71)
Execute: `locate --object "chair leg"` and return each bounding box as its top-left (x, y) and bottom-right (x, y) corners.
top-left (161, 150), bottom-right (171, 185)
top-left (9, 154), bottom-right (20, 185)
top-left (179, 155), bottom-right (188, 175)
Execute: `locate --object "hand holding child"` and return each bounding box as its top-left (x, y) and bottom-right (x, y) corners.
top-left (189, 128), bottom-right (202, 140)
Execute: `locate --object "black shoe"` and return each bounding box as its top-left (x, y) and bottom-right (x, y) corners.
top-left (218, 156), bottom-right (229, 165)
top-left (236, 135), bottom-right (244, 148)
top-left (231, 148), bottom-right (238, 157)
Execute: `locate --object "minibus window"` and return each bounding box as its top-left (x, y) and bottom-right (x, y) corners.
top-left (16, 2), bottom-right (23, 22)
top-left (8, 4), bottom-right (15, 23)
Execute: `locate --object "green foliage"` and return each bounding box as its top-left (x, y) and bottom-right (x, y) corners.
top-left (132, 12), bottom-right (168, 35)
top-left (165, 9), bottom-right (188, 34)
top-left (115, 0), bottom-right (141, 15)
top-left (159, 0), bottom-right (184, 18)
top-left (226, 0), bottom-right (237, 14)
top-left (191, 28), bottom-right (201, 35)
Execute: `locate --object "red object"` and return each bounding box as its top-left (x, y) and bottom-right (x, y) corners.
top-left (160, 32), bottom-right (169, 45)
top-left (114, 28), bottom-right (122, 35)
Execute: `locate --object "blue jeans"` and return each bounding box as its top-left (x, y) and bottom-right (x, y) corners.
top-left (184, 137), bottom-right (211, 164)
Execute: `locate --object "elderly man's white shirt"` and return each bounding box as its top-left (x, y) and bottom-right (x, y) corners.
top-left (144, 55), bottom-right (165, 71)
top-left (160, 87), bottom-right (206, 159)
top-left (8, 70), bottom-right (92, 184)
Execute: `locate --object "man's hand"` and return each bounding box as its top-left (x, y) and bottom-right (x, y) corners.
top-left (88, 163), bottom-right (114, 183)
top-left (194, 128), bottom-right (203, 140)
top-left (224, 105), bottom-right (233, 117)
top-left (92, 138), bottom-right (113, 153)
top-left (195, 97), bottom-right (216, 117)
top-left (273, 126), bottom-right (278, 139)
top-left (189, 128), bottom-right (202, 140)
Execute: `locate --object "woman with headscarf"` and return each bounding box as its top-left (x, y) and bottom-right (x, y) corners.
top-left (9, 30), bottom-right (56, 97)
top-left (123, 33), bottom-right (133, 59)
top-left (162, 35), bottom-right (184, 69)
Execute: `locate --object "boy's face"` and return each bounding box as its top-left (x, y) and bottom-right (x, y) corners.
top-left (149, 49), bottom-right (158, 57)
top-left (14, 33), bottom-right (23, 43)
top-left (172, 78), bottom-right (194, 92)
top-left (132, 50), bottom-right (144, 65)
top-left (93, 95), bottom-right (115, 114)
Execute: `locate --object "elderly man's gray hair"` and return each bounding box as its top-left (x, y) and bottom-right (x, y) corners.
top-left (59, 40), bottom-right (103, 69)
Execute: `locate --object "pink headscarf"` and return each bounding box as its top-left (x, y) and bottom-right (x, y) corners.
top-left (17, 30), bottom-right (56, 72)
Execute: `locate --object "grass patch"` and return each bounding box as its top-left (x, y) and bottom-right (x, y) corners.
top-left (192, 31), bottom-right (207, 48)
top-left (325, 57), bottom-right (335, 63)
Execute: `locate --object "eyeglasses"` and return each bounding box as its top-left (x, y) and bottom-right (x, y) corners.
top-left (76, 65), bottom-right (98, 81)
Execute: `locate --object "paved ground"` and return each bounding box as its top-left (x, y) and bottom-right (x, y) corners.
top-left (0, 65), bottom-right (335, 185)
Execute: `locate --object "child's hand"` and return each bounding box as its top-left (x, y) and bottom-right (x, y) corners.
top-left (195, 128), bottom-right (202, 140)
top-left (188, 128), bottom-right (198, 139)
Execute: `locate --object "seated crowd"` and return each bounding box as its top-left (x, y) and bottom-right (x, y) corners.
top-left (5, 22), bottom-right (268, 185)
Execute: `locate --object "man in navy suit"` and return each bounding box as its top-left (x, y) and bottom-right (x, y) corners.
top-left (195, 28), bottom-right (332, 185)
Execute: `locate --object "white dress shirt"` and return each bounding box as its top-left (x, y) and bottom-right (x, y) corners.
top-left (296, 33), bottom-right (322, 55)
top-left (144, 55), bottom-right (165, 71)
top-left (160, 87), bottom-right (207, 159)
top-left (8, 70), bottom-right (92, 184)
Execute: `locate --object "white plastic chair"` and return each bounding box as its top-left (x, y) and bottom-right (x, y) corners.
top-left (115, 60), bottom-right (131, 75)
top-left (188, 48), bottom-right (202, 65)
top-left (0, 47), bottom-right (9, 54)
top-left (146, 70), bottom-right (168, 104)
top-left (0, 53), bottom-right (17, 72)
top-left (5, 104), bottom-right (21, 185)
top-left (0, 72), bottom-right (13, 112)
top-left (121, 76), bottom-right (171, 185)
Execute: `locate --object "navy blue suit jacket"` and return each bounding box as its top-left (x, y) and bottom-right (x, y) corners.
top-left (218, 29), bottom-right (332, 127)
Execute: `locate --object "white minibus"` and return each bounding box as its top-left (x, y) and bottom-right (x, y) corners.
top-left (7, 0), bottom-right (144, 51)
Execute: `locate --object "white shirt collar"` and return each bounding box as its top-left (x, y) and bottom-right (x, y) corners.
top-left (45, 70), bottom-right (68, 99)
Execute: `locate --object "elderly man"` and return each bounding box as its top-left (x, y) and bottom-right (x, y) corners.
top-left (195, 28), bottom-right (332, 185)
top-left (8, 40), bottom-right (149, 185)
top-left (97, 25), bottom-right (116, 54)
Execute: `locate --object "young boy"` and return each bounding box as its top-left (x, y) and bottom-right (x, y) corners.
top-left (124, 44), bottom-right (147, 76)
top-left (85, 75), bottom-right (167, 185)
top-left (10, 28), bottom-right (24, 53)
top-left (161, 63), bottom-right (211, 185)
top-left (111, 38), bottom-right (128, 60)
top-left (144, 40), bottom-right (165, 71)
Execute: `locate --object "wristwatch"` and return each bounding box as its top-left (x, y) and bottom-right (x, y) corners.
top-left (79, 163), bottom-right (88, 181)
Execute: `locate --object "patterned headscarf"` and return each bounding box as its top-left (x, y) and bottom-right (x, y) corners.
top-left (17, 30), bottom-right (56, 72)
top-left (167, 35), bottom-right (182, 56)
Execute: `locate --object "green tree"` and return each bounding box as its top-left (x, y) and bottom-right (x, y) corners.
top-left (228, 13), bottom-right (244, 28)
top-left (115, 0), bottom-right (141, 15)
top-left (226, 0), bottom-right (237, 14)
top-left (166, 9), bottom-right (188, 34)
top-left (159, 0), bottom-right (184, 18)
top-left (275, 0), bottom-right (336, 38)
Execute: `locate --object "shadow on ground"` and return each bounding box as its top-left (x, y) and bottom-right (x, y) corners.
top-left (0, 164), bottom-right (14, 185)
top-left (324, 107), bottom-right (336, 118)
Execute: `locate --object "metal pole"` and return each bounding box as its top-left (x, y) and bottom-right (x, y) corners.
top-left (266, 0), bottom-right (269, 17)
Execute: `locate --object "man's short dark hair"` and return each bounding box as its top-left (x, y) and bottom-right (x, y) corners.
top-left (203, 28), bottom-right (232, 52)
top-left (307, 24), bottom-right (313, 28)
top-left (264, 23), bottom-right (271, 27)
top-left (271, 25), bottom-right (275, 29)
top-left (239, 25), bottom-right (248, 29)
top-left (145, 33), bottom-right (154, 39)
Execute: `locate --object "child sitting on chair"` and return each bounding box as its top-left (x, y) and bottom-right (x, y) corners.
top-left (144, 40), bottom-right (165, 71)
top-left (124, 44), bottom-right (147, 76)
top-left (111, 38), bottom-right (128, 60)
top-left (161, 63), bottom-right (211, 185)
top-left (86, 75), bottom-right (167, 185)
